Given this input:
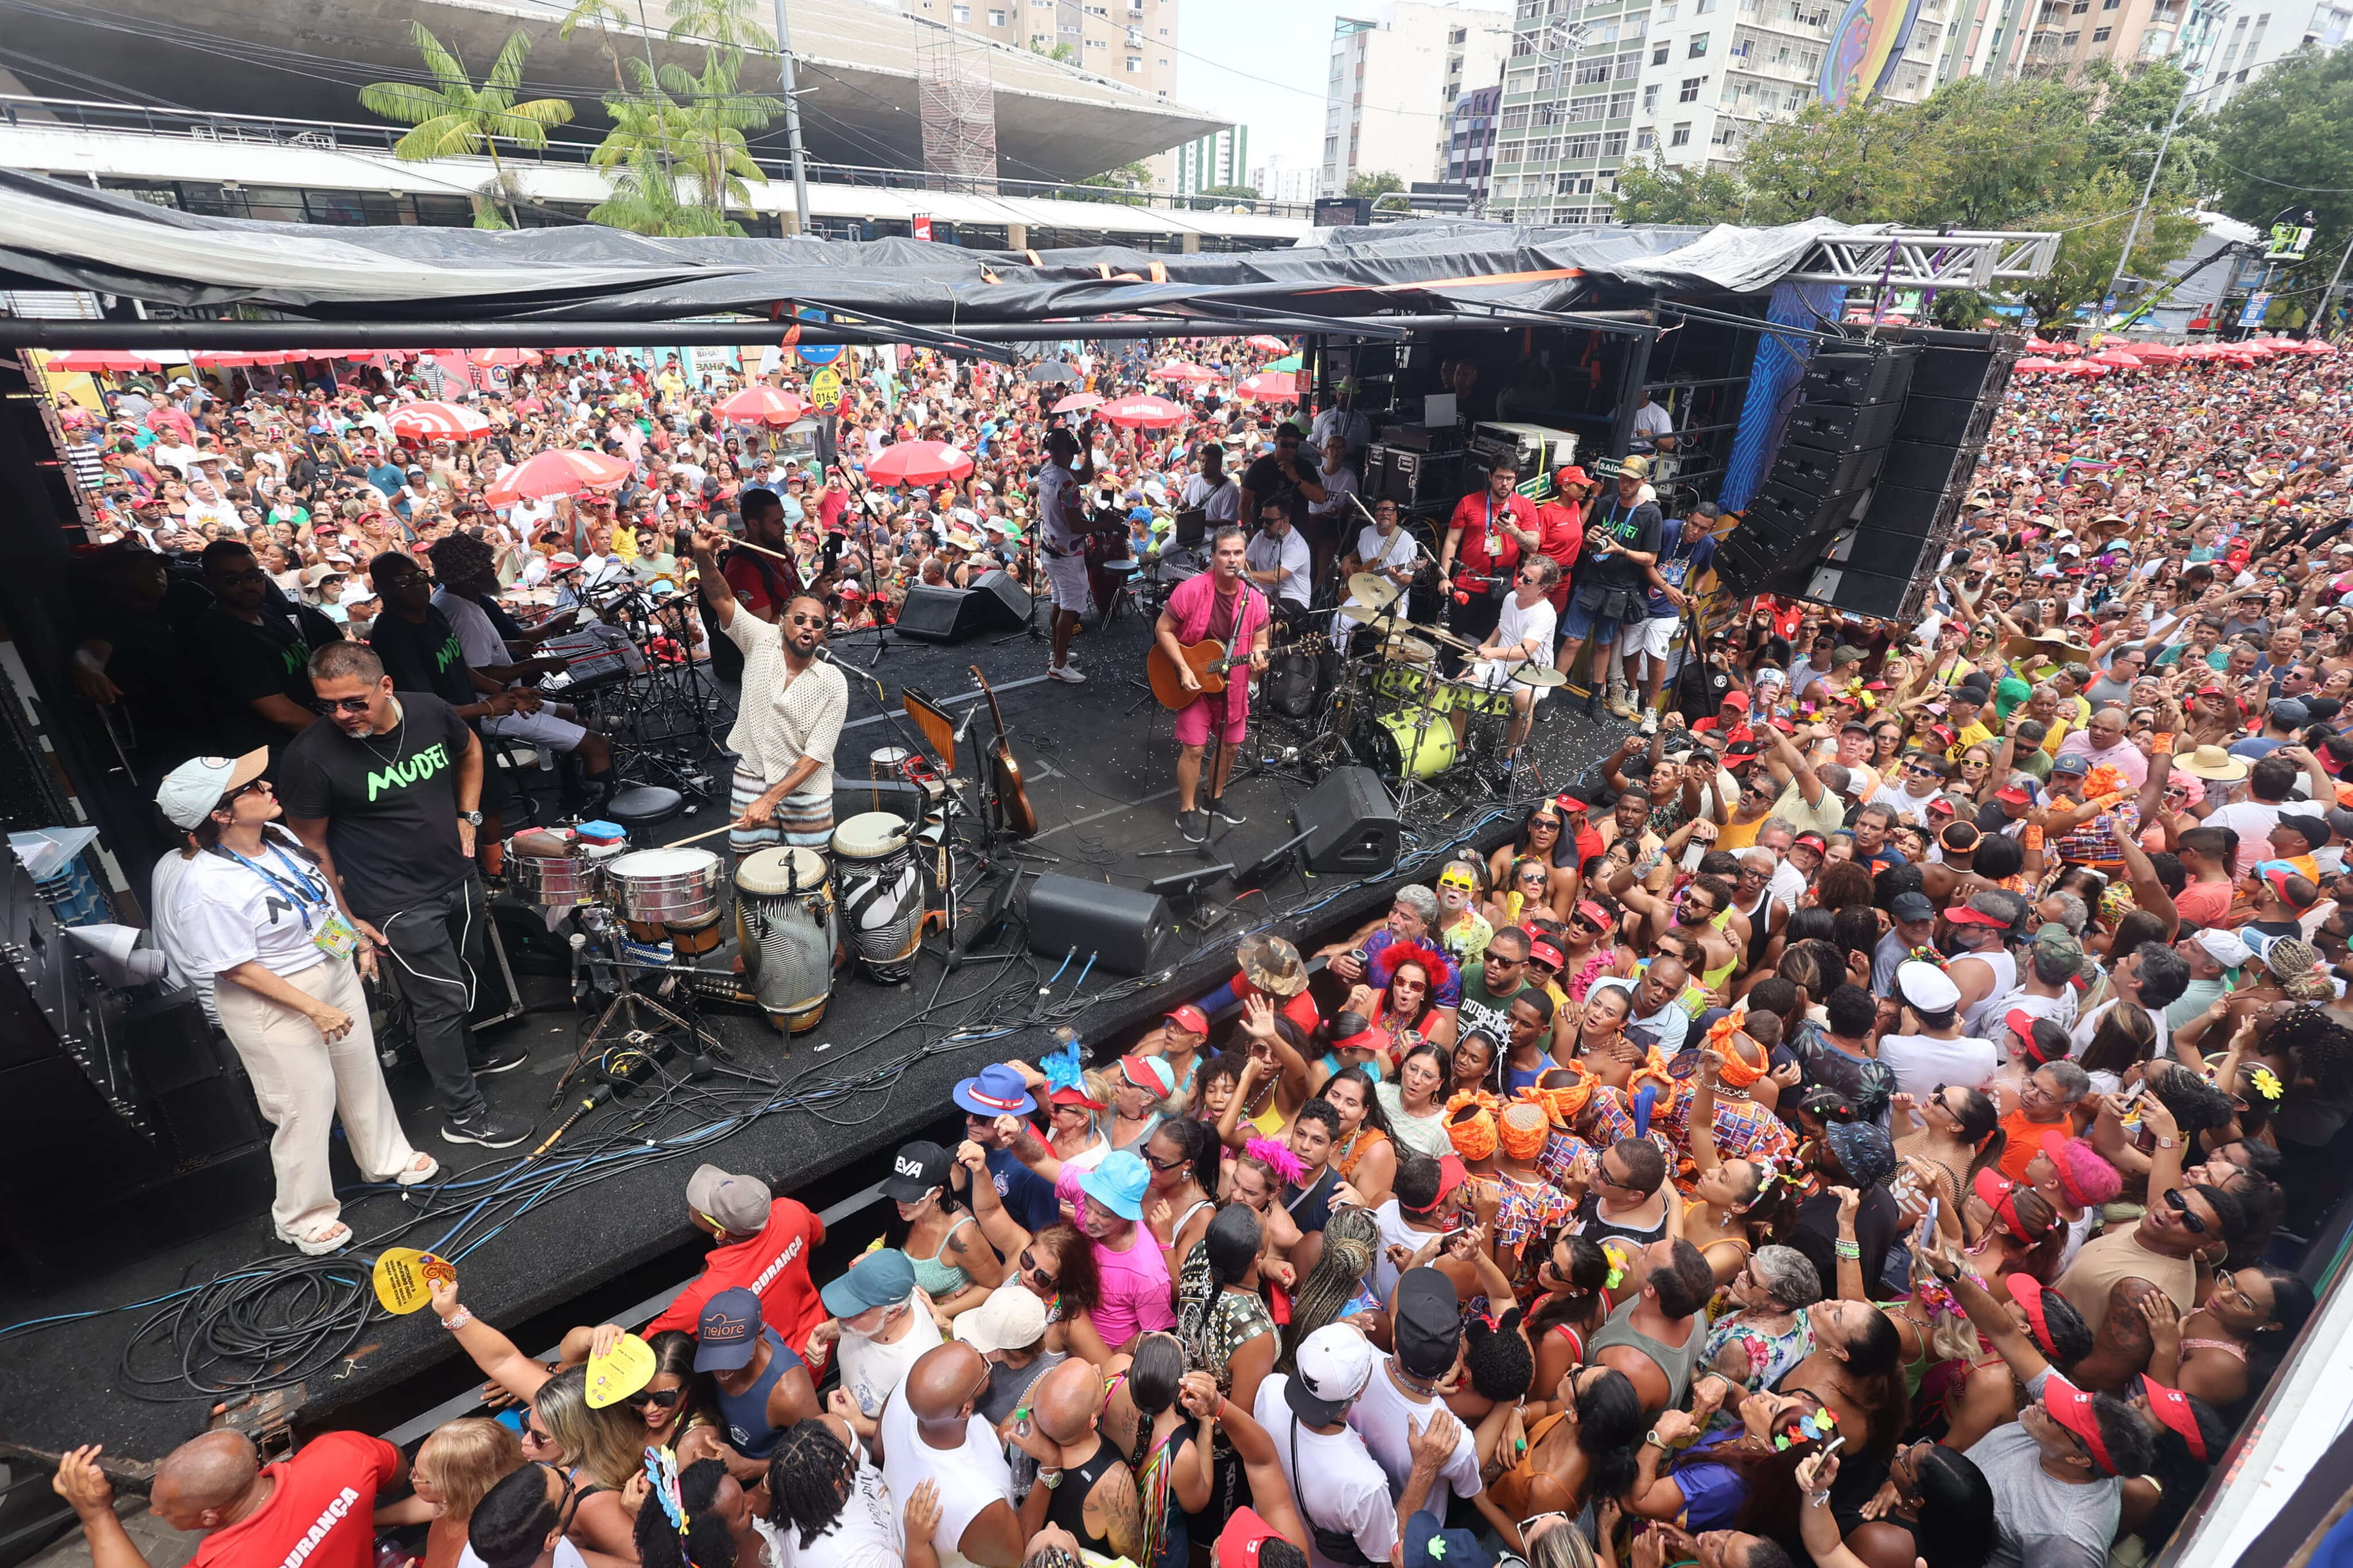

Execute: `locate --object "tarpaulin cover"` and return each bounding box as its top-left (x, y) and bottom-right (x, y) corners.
top-left (0, 170), bottom-right (1889, 326)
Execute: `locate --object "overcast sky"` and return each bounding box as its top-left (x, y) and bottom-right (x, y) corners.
top-left (1174, 0), bottom-right (1347, 171)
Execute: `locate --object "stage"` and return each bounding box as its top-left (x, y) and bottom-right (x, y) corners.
top-left (0, 592), bottom-right (1632, 1469)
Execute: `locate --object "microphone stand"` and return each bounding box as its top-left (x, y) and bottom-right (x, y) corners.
top-left (827, 457), bottom-right (900, 662)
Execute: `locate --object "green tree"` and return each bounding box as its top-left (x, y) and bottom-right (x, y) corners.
top-left (1029, 38), bottom-right (1080, 64)
top-left (592, 50), bottom-right (774, 235)
top-left (358, 23), bottom-right (575, 229)
top-left (1069, 159), bottom-right (1154, 203)
top-left (2018, 169), bottom-right (2200, 328)
top-left (1609, 155), bottom-right (1746, 224)
top-left (559, 0), bottom-right (632, 96)
top-left (666, 0), bottom-right (773, 53)
top-left (2213, 45), bottom-right (2353, 298)
top-left (1197, 183), bottom-right (1260, 199)
top-left (1345, 169), bottom-right (1404, 198)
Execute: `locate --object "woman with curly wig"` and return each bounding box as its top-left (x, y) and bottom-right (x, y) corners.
top-left (1364, 939), bottom-right (1457, 1055)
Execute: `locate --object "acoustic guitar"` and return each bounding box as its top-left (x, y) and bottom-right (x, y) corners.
top-left (1147, 632), bottom-right (1325, 712)
top-left (969, 666), bottom-right (1039, 839)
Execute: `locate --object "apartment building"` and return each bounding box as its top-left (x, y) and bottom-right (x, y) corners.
top-left (1322, 3), bottom-right (1509, 195)
top-left (2207, 0), bottom-right (2353, 102)
top-left (1174, 125), bottom-right (1250, 194)
top-left (909, 0), bottom-right (1181, 101)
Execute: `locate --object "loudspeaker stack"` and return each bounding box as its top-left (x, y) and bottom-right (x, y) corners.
top-left (1717, 341), bottom-right (1918, 589)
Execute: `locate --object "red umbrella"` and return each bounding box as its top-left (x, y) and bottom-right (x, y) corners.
top-left (716, 385), bottom-right (812, 427)
top-left (1154, 362), bottom-right (1217, 384)
top-left (389, 400), bottom-right (492, 441)
top-left (1236, 371), bottom-right (1297, 401)
top-left (1246, 334), bottom-right (1289, 352)
top-left (1100, 394), bottom-right (1185, 428)
top-left (469, 347), bottom-right (540, 368)
top-left (483, 448), bottom-right (634, 506)
top-left (191, 350), bottom-right (292, 366)
top-left (2012, 358), bottom-right (2063, 372)
top-left (2090, 350), bottom-right (2144, 369)
top-left (1051, 391), bottom-right (1104, 414)
top-left (43, 349), bottom-right (165, 372)
top-left (2023, 338), bottom-right (2060, 353)
top-left (2046, 341), bottom-right (2084, 357)
top-left (2059, 361), bottom-right (2111, 377)
top-left (864, 441), bottom-right (975, 486)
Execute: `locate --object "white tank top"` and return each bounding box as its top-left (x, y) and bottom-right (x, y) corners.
top-left (1958, 948), bottom-right (2020, 1037)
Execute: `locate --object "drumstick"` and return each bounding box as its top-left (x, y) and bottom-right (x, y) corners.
top-left (659, 821), bottom-right (740, 849)
top-left (727, 536), bottom-right (799, 566)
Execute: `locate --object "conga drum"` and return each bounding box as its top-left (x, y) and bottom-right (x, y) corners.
top-left (831, 812), bottom-right (922, 984)
top-left (733, 847), bottom-right (838, 1033)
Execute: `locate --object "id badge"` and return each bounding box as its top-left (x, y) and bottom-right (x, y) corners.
top-left (314, 910), bottom-right (360, 961)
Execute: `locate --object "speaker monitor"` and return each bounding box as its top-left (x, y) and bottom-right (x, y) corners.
top-left (1025, 874), bottom-right (1172, 977)
top-left (970, 569), bottom-right (1033, 628)
top-left (892, 585), bottom-right (994, 643)
top-left (1292, 765), bottom-right (1402, 876)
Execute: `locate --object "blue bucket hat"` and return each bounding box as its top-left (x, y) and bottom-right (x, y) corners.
top-left (1078, 1149), bottom-right (1150, 1222)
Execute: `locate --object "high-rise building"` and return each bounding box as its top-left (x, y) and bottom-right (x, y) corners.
top-left (2206, 0), bottom-right (2349, 102)
top-left (1251, 155), bottom-right (1322, 203)
top-left (1954, 0), bottom-right (2221, 79)
top-left (1322, 3), bottom-right (1509, 196)
top-left (907, 0), bottom-right (1181, 103)
top-left (1174, 125), bottom-right (1250, 193)
top-left (1444, 84), bottom-right (1504, 206)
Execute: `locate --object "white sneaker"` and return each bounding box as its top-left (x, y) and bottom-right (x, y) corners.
top-left (1639, 709), bottom-right (1660, 735)
top-left (1048, 663), bottom-right (1087, 684)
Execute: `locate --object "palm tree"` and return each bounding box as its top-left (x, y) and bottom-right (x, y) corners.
top-left (358, 23), bottom-right (575, 229)
top-left (560, 0), bottom-right (634, 97)
top-left (666, 0), bottom-right (773, 55)
top-left (592, 51), bottom-right (773, 234)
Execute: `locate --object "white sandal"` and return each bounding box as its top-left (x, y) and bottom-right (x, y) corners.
top-left (394, 1152), bottom-right (440, 1187)
top-left (277, 1219), bottom-right (353, 1256)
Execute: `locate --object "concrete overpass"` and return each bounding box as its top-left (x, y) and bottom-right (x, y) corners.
top-left (0, 0), bottom-right (1225, 183)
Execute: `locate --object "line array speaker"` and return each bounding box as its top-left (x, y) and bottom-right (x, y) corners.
top-left (1718, 342), bottom-right (1919, 589)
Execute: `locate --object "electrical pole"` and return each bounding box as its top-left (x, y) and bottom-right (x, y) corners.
top-left (774, 0), bottom-right (813, 234)
top-left (2104, 5), bottom-right (2220, 323)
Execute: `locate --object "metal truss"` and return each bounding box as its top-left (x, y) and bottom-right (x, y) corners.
top-left (1791, 230), bottom-right (2062, 289)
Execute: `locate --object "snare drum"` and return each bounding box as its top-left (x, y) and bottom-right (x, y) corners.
top-left (506, 835), bottom-right (599, 906)
top-left (867, 747), bottom-right (913, 815)
top-left (735, 847), bottom-right (838, 1033)
top-left (831, 812), bottom-right (923, 984)
top-left (605, 847), bottom-right (726, 928)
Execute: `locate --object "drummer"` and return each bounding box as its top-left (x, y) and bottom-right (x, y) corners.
top-left (1329, 496), bottom-right (1422, 656)
top-left (1452, 555), bottom-right (1561, 757)
top-left (685, 526), bottom-right (848, 856)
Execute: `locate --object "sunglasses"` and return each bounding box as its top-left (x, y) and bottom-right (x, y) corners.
top-left (1142, 1149), bottom-right (1188, 1173)
top-left (625, 1385), bottom-right (685, 1411)
top-left (315, 694), bottom-right (377, 715)
top-left (2163, 1187), bottom-right (2207, 1234)
top-left (1019, 1246), bottom-right (1059, 1292)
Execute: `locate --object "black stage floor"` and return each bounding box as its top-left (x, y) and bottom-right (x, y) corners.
top-left (0, 600), bottom-right (1631, 1465)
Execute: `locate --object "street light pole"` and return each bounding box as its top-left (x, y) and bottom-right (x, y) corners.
top-left (774, 0), bottom-right (813, 234)
top-left (2104, 6), bottom-right (2220, 322)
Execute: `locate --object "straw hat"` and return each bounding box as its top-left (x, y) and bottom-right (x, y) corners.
top-left (1237, 933), bottom-right (1309, 997)
top-left (2178, 744), bottom-right (2250, 783)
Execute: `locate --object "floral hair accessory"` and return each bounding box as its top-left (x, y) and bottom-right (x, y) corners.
top-left (1041, 1036), bottom-right (1089, 1099)
top-left (1243, 1136), bottom-right (1305, 1185)
top-left (646, 1446), bottom-right (689, 1537)
top-left (1904, 944), bottom-right (1947, 971)
top-left (2248, 1065), bottom-right (2284, 1102)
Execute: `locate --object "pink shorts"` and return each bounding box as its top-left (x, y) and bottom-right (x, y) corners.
top-left (1174, 689), bottom-right (1249, 747)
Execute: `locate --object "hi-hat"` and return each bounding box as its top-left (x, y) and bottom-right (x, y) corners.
top-left (1378, 635), bottom-right (1437, 664)
top-left (1341, 603), bottom-right (1411, 628)
top-left (1510, 664), bottom-right (1568, 689)
top-left (1346, 572), bottom-right (1401, 609)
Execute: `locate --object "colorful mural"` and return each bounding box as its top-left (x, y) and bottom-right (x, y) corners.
top-left (1818, 0), bottom-right (1924, 108)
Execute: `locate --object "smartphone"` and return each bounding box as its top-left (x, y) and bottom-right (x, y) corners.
top-left (2120, 1078), bottom-right (2149, 1107)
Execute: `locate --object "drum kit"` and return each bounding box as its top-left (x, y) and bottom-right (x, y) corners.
top-left (1317, 570), bottom-right (1561, 809)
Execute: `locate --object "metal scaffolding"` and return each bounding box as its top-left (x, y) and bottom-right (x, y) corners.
top-left (915, 17), bottom-right (999, 188)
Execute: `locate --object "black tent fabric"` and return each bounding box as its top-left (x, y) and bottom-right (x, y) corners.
top-left (0, 170), bottom-right (1881, 325)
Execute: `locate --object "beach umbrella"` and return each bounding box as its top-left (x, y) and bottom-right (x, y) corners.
top-left (191, 350), bottom-right (293, 366)
top-left (2046, 341), bottom-right (2083, 357)
top-left (1050, 391), bottom-right (1103, 414)
top-left (1155, 361), bottom-right (1217, 384)
top-left (1236, 371), bottom-right (1298, 401)
top-left (1099, 394), bottom-right (1185, 428)
top-left (865, 441), bottom-right (974, 486)
top-left (1270, 353), bottom-right (1302, 372)
top-left (2059, 361), bottom-right (2111, 377)
top-left (2012, 358), bottom-right (2062, 372)
top-left (1025, 361), bottom-right (1079, 384)
top-left (43, 350), bottom-right (165, 372)
top-left (388, 400), bottom-right (492, 441)
top-left (469, 347), bottom-right (539, 368)
top-left (2024, 338), bottom-right (2060, 353)
top-left (1247, 334), bottom-right (1289, 351)
top-left (2090, 350), bottom-right (2144, 369)
top-left (716, 385), bottom-right (811, 426)
top-left (483, 448), bottom-right (633, 505)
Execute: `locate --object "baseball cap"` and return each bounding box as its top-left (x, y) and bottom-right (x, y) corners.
top-left (884, 1140), bottom-right (952, 1202)
top-left (2256, 860), bottom-right (2320, 908)
top-left (1403, 1517), bottom-right (1498, 1568)
top-left (155, 747), bottom-right (269, 831)
top-left (2006, 1009), bottom-right (2072, 1066)
top-left (1217, 1509), bottom-right (1287, 1568)
top-left (1890, 890), bottom-right (1936, 923)
top-left (693, 1287), bottom-right (764, 1371)
top-left (954, 1062), bottom-right (1037, 1118)
top-left (1896, 960), bottom-right (1961, 1012)
top-left (1165, 1004), bottom-right (1210, 1037)
top-left (1119, 1055), bottom-right (1177, 1097)
top-left (2271, 698), bottom-right (2312, 727)
top-left (952, 1282), bottom-right (1050, 1355)
top-left (1793, 831), bottom-right (1829, 853)
top-left (819, 1248), bottom-right (917, 1319)
top-left (2276, 813), bottom-right (2332, 848)
top-left (2190, 927), bottom-right (2252, 968)
top-left (1285, 1322), bottom-right (1375, 1425)
top-left (1079, 1149), bottom-right (1151, 1221)
top-left (2050, 752), bottom-right (2090, 775)
top-left (1393, 1268), bottom-right (1463, 1380)
top-left (1996, 781), bottom-right (2038, 807)
top-left (685, 1164), bottom-right (772, 1233)
top-left (1946, 896), bottom-right (2013, 929)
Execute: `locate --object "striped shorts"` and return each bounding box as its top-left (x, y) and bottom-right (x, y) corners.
top-left (730, 762), bottom-right (835, 855)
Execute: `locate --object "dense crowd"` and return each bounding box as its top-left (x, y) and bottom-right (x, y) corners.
top-left (47, 339), bottom-right (2353, 1568)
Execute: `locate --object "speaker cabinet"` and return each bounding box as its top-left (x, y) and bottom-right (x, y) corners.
top-left (893, 585), bottom-right (992, 643)
top-left (970, 570), bottom-right (1033, 628)
top-left (1797, 343), bottom-right (1921, 405)
top-left (1025, 874), bottom-right (1172, 977)
top-left (1293, 766), bottom-right (1402, 875)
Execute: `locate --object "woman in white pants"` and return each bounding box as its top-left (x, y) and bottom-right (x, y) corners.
top-left (157, 748), bottom-right (437, 1255)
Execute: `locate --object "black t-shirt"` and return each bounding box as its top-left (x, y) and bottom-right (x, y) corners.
top-left (1791, 1183), bottom-right (1901, 1299)
top-left (1584, 496), bottom-right (1664, 592)
top-left (276, 693), bottom-right (475, 920)
top-left (183, 604), bottom-right (316, 758)
top-left (369, 605), bottom-right (477, 710)
top-left (1243, 453), bottom-right (1320, 532)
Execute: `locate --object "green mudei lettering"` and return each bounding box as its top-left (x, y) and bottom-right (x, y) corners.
top-left (366, 741), bottom-right (452, 802)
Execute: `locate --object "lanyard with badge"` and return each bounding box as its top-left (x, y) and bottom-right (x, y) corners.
top-left (225, 838), bottom-right (360, 960)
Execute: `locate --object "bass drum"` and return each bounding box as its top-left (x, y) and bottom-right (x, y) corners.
top-left (734, 847), bottom-right (838, 1034)
top-left (831, 811), bottom-right (923, 984)
top-left (1350, 709), bottom-right (1457, 782)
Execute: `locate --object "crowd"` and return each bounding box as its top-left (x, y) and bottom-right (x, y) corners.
top-left (45, 338), bottom-right (2353, 1568)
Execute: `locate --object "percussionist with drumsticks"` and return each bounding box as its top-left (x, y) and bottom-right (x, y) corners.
top-left (688, 525), bottom-right (848, 857)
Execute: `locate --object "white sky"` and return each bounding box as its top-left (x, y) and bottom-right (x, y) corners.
top-left (1173, 0), bottom-right (1350, 171)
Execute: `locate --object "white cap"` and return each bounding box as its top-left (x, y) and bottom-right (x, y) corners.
top-left (1896, 960), bottom-right (1962, 1013)
top-left (951, 1283), bottom-right (1050, 1355)
top-left (2190, 928), bottom-right (2252, 968)
top-left (154, 746), bottom-right (268, 831)
top-left (1284, 1323), bottom-right (1375, 1424)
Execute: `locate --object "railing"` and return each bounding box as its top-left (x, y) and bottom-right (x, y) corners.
top-left (0, 93), bottom-right (1317, 221)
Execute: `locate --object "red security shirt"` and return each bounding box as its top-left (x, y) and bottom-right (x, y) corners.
top-left (646, 1197), bottom-right (828, 1369)
top-left (1446, 490), bottom-right (1535, 586)
top-left (1533, 499), bottom-right (1584, 611)
top-left (190, 1432), bottom-right (398, 1568)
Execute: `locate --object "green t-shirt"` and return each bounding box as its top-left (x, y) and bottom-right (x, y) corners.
top-left (1454, 961), bottom-right (1529, 1046)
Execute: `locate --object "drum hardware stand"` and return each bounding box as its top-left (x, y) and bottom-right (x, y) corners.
top-left (548, 986), bottom-right (706, 1107)
top-left (1150, 861), bottom-right (1236, 936)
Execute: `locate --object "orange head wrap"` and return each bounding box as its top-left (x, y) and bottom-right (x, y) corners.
top-left (1705, 1012), bottom-right (1770, 1089)
top-left (1445, 1088), bottom-right (1500, 1161)
top-left (1529, 1064), bottom-right (1598, 1128)
top-left (1498, 1096), bottom-right (1550, 1161)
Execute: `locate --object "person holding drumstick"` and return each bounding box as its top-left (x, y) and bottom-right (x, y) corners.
top-left (686, 525), bottom-right (848, 855)
top-left (1451, 555), bottom-right (1561, 758)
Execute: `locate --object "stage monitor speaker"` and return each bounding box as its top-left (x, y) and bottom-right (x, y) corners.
top-left (970, 569), bottom-right (1033, 629)
top-left (1292, 765), bottom-right (1402, 875)
top-left (893, 584), bottom-right (994, 643)
top-left (1025, 874), bottom-right (1172, 977)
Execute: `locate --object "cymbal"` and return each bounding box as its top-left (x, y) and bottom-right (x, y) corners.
top-left (1340, 602), bottom-right (1412, 628)
top-left (1378, 635), bottom-right (1437, 663)
top-left (1418, 623), bottom-right (1481, 652)
top-left (1346, 571), bottom-right (1402, 609)
top-left (1511, 664), bottom-right (1568, 689)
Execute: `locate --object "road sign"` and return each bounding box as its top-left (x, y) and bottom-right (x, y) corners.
top-left (809, 365), bottom-right (843, 409)
top-left (2240, 292), bottom-right (2274, 328)
top-left (794, 306), bottom-right (842, 366)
